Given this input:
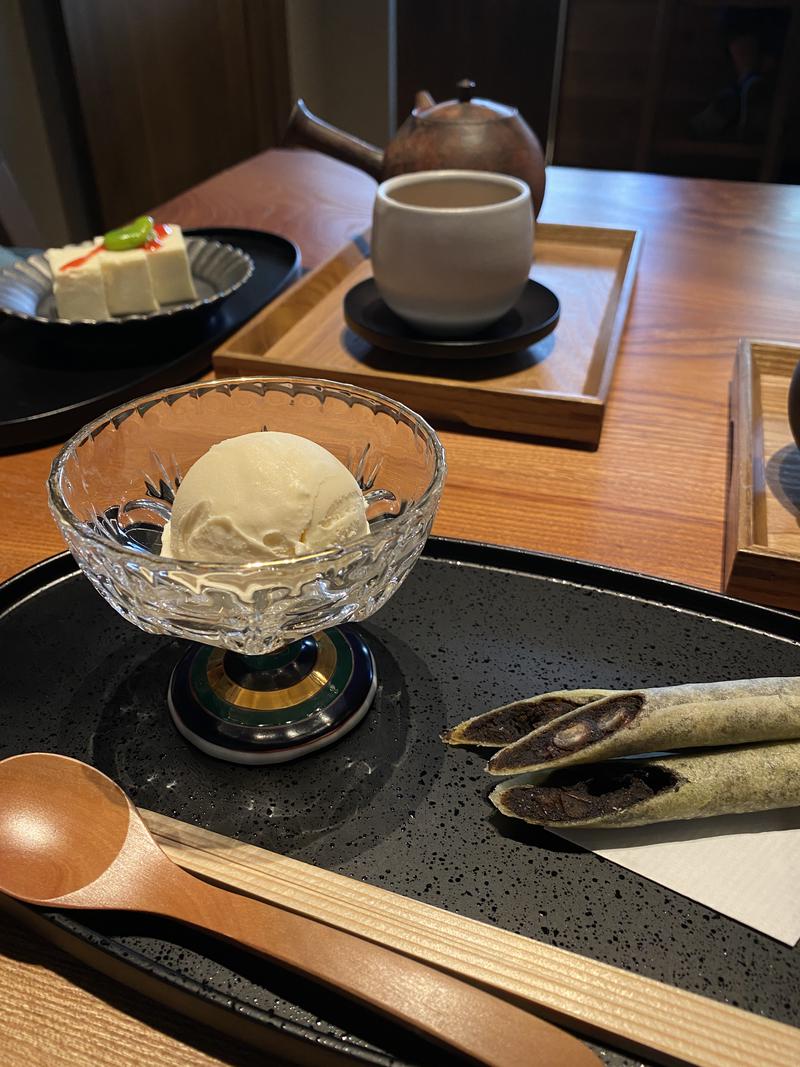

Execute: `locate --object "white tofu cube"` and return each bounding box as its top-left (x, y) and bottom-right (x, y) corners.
top-left (99, 247), bottom-right (158, 315)
top-left (45, 241), bottom-right (110, 321)
top-left (145, 224), bottom-right (198, 304)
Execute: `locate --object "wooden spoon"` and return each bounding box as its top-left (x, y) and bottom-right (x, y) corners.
top-left (0, 753), bottom-right (600, 1067)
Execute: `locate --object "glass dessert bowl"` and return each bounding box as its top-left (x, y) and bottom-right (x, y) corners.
top-left (48, 377), bottom-right (446, 764)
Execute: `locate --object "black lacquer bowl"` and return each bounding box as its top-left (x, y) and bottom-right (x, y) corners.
top-left (0, 228), bottom-right (301, 450)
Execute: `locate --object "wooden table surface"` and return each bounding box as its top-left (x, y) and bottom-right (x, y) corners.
top-left (3, 148), bottom-right (800, 1064)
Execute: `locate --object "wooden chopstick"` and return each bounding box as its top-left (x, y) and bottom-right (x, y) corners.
top-left (141, 809), bottom-right (800, 1067)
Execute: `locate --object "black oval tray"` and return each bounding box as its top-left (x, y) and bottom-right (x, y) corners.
top-left (1, 539), bottom-right (799, 1066)
top-left (0, 228), bottom-right (301, 451)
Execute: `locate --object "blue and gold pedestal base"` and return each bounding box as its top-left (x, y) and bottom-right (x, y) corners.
top-left (167, 625), bottom-right (376, 764)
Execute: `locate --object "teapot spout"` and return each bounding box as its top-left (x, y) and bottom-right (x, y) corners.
top-left (284, 100), bottom-right (384, 180)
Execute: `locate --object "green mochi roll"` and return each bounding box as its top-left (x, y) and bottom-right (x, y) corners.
top-left (491, 740), bottom-right (800, 829)
top-left (442, 689), bottom-right (616, 748)
top-left (487, 677), bottom-right (800, 776)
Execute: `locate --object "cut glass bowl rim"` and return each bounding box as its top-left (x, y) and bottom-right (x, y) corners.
top-left (47, 375), bottom-right (447, 574)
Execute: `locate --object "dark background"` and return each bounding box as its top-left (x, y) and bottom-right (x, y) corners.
top-left (2, 0), bottom-right (799, 244)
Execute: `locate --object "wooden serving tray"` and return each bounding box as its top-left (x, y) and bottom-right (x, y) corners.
top-left (214, 224), bottom-right (641, 447)
top-left (725, 338), bottom-right (800, 610)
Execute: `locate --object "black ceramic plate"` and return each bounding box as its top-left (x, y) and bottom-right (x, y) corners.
top-left (1, 540), bottom-right (799, 1067)
top-left (0, 228), bottom-right (301, 451)
top-left (343, 278), bottom-right (560, 359)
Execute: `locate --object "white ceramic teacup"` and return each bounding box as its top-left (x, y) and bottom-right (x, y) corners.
top-left (371, 169), bottom-right (533, 336)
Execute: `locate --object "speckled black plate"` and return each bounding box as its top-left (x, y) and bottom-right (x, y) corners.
top-left (1, 540), bottom-right (799, 1066)
top-left (0, 228), bottom-right (300, 451)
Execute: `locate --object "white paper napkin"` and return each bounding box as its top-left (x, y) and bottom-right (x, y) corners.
top-left (556, 807), bottom-right (800, 945)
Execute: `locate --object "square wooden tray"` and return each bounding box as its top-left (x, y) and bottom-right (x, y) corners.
top-left (725, 338), bottom-right (800, 610)
top-left (214, 223), bottom-right (641, 447)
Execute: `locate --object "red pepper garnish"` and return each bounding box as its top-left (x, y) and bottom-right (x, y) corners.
top-left (60, 244), bottom-right (105, 272)
top-left (143, 223), bottom-right (172, 251)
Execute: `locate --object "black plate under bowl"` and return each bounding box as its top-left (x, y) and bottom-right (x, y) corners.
top-left (343, 278), bottom-right (560, 359)
top-left (1, 540), bottom-right (799, 1066)
top-left (0, 228), bottom-right (301, 451)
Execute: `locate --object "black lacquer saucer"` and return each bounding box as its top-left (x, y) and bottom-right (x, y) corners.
top-left (343, 278), bottom-right (560, 359)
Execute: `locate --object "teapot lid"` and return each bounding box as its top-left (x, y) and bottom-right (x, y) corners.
top-left (416, 79), bottom-right (516, 123)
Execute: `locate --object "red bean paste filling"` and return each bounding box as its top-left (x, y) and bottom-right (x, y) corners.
top-left (492, 692), bottom-right (646, 771)
top-left (501, 764), bottom-right (679, 823)
top-left (451, 698), bottom-right (588, 745)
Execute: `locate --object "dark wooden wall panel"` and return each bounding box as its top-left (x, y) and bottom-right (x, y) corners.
top-left (555, 0), bottom-right (800, 182)
top-left (554, 0), bottom-right (659, 170)
top-left (396, 0), bottom-right (560, 152)
top-left (59, 0), bottom-right (289, 229)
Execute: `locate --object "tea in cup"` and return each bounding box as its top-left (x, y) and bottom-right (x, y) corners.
top-left (371, 170), bottom-right (533, 336)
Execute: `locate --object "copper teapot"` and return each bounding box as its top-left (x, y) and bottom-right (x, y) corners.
top-left (285, 79), bottom-right (546, 217)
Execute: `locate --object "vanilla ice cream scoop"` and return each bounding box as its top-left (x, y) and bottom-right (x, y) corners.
top-left (160, 431), bottom-right (370, 563)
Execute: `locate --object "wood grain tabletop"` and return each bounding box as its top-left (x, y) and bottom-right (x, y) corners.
top-left (2, 147), bottom-right (800, 1064)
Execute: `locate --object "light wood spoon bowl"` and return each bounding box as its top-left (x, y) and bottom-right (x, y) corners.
top-left (0, 752), bottom-right (600, 1067)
